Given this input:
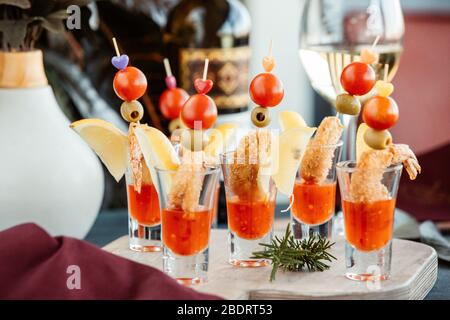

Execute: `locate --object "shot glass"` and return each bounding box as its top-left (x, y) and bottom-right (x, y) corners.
top-left (337, 161), bottom-right (402, 281)
top-left (155, 166), bottom-right (220, 285)
top-left (172, 140), bottom-right (221, 228)
top-left (211, 182), bottom-right (221, 228)
top-left (221, 152), bottom-right (276, 267)
top-left (125, 166), bottom-right (161, 252)
top-left (290, 141), bottom-right (342, 239)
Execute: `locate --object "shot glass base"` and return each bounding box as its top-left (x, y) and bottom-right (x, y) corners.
top-left (176, 277), bottom-right (206, 286)
top-left (129, 243), bottom-right (161, 252)
top-left (229, 259), bottom-right (269, 268)
top-left (128, 217), bottom-right (161, 252)
top-left (345, 241), bottom-right (392, 282)
top-left (228, 231), bottom-right (272, 268)
top-left (291, 215), bottom-right (333, 240)
top-left (345, 273), bottom-right (389, 282)
top-left (163, 247), bottom-right (208, 285)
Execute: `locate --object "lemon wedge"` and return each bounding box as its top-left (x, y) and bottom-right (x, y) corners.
top-left (279, 110), bottom-right (307, 131)
top-left (204, 122), bottom-right (237, 157)
top-left (356, 123), bottom-right (373, 163)
top-left (133, 124), bottom-right (180, 193)
top-left (70, 119), bottom-right (128, 182)
top-left (271, 126), bottom-right (316, 196)
top-left (257, 170), bottom-right (272, 196)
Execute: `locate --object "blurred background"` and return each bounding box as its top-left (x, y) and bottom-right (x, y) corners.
top-left (0, 0), bottom-right (449, 244)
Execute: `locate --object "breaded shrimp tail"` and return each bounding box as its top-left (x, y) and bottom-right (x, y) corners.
top-left (349, 144), bottom-right (421, 202)
top-left (167, 150), bottom-right (205, 212)
top-left (228, 130), bottom-right (272, 201)
top-left (129, 124), bottom-right (152, 193)
top-left (300, 117), bottom-right (343, 183)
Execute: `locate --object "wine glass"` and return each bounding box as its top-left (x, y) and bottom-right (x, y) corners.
top-left (299, 0), bottom-right (404, 161)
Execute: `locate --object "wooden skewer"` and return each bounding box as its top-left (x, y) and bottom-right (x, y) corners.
top-left (112, 37), bottom-right (120, 57)
top-left (163, 58), bottom-right (172, 77)
top-left (383, 64), bottom-right (389, 82)
top-left (268, 39), bottom-right (273, 57)
top-left (202, 58), bottom-right (209, 81)
top-left (371, 35), bottom-right (381, 49)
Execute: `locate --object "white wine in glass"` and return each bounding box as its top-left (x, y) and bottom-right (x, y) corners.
top-left (300, 0), bottom-right (405, 160)
top-left (300, 43), bottom-right (402, 104)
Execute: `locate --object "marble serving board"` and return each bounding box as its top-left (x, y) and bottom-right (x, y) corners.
top-left (103, 229), bottom-right (437, 300)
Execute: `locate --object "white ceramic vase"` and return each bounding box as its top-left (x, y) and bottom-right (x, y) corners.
top-left (0, 50), bottom-right (104, 238)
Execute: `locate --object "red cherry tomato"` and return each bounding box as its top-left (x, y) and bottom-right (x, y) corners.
top-left (363, 96), bottom-right (399, 130)
top-left (181, 94), bottom-right (217, 130)
top-left (249, 73), bottom-right (284, 107)
top-left (159, 88), bottom-right (189, 120)
top-left (113, 66), bottom-right (147, 101)
top-left (340, 62), bottom-right (376, 96)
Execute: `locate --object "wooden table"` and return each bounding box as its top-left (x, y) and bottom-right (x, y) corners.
top-left (103, 229), bottom-right (437, 300)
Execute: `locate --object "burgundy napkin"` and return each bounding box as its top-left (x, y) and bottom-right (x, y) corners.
top-left (0, 223), bottom-right (222, 300)
top-left (397, 143), bottom-right (450, 222)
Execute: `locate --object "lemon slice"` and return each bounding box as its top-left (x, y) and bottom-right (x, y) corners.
top-left (272, 126), bottom-right (316, 196)
top-left (257, 169), bottom-right (272, 196)
top-left (70, 119), bottom-right (128, 182)
top-left (279, 110), bottom-right (307, 131)
top-left (356, 123), bottom-right (373, 163)
top-left (133, 124), bottom-right (180, 193)
top-left (254, 131), bottom-right (278, 196)
top-left (204, 122), bottom-right (237, 157)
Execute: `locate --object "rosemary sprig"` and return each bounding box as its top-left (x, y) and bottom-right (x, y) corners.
top-left (251, 224), bottom-right (337, 281)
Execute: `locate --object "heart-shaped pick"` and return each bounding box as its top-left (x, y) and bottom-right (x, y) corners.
top-left (375, 80), bottom-right (394, 97)
top-left (194, 78), bottom-right (213, 94)
top-left (263, 56), bottom-right (275, 72)
top-left (360, 48), bottom-right (379, 64)
top-left (111, 54), bottom-right (129, 70)
top-left (165, 75), bottom-right (177, 89)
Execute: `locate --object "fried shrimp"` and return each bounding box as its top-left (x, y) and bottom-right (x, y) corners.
top-left (167, 150), bottom-right (205, 212)
top-left (300, 117), bottom-right (343, 183)
top-left (129, 123), bottom-right (152, 193)
top-left (228, 130), bottom-right (273, 201)
top-left (349, 144), bottom-right (421, 202)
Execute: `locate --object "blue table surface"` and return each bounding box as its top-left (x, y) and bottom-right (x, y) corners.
top-left (85, 209), bottom-right (450, 300)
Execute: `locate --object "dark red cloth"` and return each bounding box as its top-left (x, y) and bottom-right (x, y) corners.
top-left (397, 144), bottom-right (450, 222)
top-left (0, 223), bottom-right (222, 300)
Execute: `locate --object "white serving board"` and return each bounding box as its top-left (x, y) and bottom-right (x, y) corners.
top-left (103, 229), bottom-right (437, 300)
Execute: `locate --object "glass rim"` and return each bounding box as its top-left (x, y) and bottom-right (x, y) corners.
top-left (154, 165), bottom-right (220, 175)
top-left (336, 160), bottom-right (403, 173)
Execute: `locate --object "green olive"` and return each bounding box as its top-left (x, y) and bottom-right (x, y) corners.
top-left (120, 100), bottom-right (144, 123)
top-left (180, 129), bottom-right (206, 152)
top-left (335, 93), bottom-right (361, 115)
top-left (364, 128), bottom-right (392, 150)
top-left (168, 118), bottom-right (182, 133)
top-left (251, 106), bottom-right (271, 128)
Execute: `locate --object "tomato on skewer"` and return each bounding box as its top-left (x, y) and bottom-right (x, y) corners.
top-left (159, 87), bottom-right (189, 120)
top-left (180, 59), bottom-right (218, 131)
top-left (340, 62), bottom-right (375, 96)
top-left (363, 96), bottom-right (399, 131)
top-left (249, 73), bottom-right (284, 107)
top-left (181, 94), bottom-right (217, 130)
top-left (113, 66), bottom-right (147, 102)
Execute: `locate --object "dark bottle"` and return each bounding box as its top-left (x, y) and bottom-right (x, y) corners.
top-left (165, 0), bottom-right (251, 114)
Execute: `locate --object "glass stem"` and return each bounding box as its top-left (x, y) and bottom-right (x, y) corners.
top-left (338, 113), bottom-right (357, 161)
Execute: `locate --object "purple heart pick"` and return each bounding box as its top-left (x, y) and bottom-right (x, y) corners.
top-left (111, 54), bottom-right (129, 70)
top-left (165, 75), bottom-right (177, 89)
